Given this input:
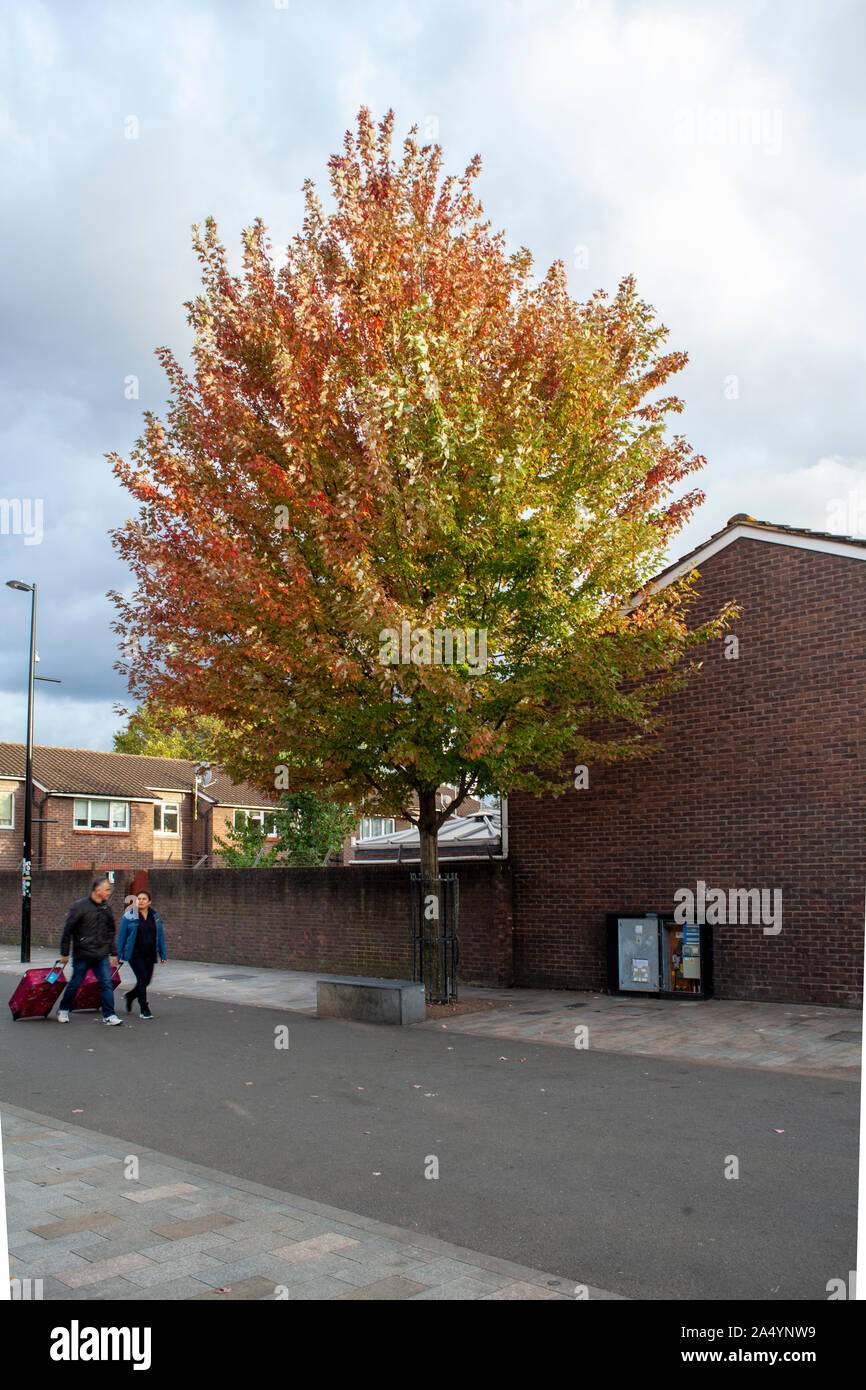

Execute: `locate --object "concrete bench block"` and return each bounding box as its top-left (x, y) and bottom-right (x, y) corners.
top-left (316, 976), bottom-right (426, 1026)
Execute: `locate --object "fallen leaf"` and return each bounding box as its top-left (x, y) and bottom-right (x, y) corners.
top-left (72, 1109), bottom-right (84, 1113)
top-left (774, 1129), bottom-right (786, 1134)
top-left (218, 1286), bottom-right (231, 1294)
top-left (372, 1172), bottom-right (381, 1177)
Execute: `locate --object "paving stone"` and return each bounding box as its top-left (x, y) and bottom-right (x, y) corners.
top-left (482, 1280), bottom-right (565, 1299)
top-left (150, 1213), bottom-right (239, 1240)
top-left (191, 1275), bottom-right (280, 1301)
top-left (136, 1232), bottom-right (237, 1262)
top-left (9, 1248), bottom-right (91, 1277)
top-left (267, 1232), bottom-right (359, 1262)
top-left (29, 1165), bottom-right (114, 1186)
top-left (53, 1252), bottom-right (155, 1287)
top-left (119, 1254), bottom-right (229, 1287)
top-left (278, 1276), bottom-right (360, 1300)
top-left (116, 1276), bottom-right (219, 1301)
top-left (7, 1230), bottom-right (50, 1251)
top-left (121, 1182), bottom-right (201, 1203)
top-left (29, 1211), bottom-right (122, 1240)
top-left (46, 1277), bottom-right (144, 1302)
top-left (332, 1275), bottom-right (430, 1300)
top-left (200, 1232), bottom-right (305, 1260)
top-left (407, 1275), bottom-right (508, 1299)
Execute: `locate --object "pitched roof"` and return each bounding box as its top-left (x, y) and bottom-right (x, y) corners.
top-left (629, 513), bottom-right (866, 610)
top-left (0, 744), bottom-right (276, 808)
top-left (352, 811), bottom-right (502, 862)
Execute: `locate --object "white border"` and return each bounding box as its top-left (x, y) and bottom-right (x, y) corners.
top-left (0, 1110), bottom-right (8, 1300)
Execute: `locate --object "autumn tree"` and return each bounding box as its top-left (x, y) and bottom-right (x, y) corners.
top-left (213, 792), bottom-right (357, 868)
top-left (113, 701), bottom-right (223, 760)
top-left (110, 107), bottom-right (731, 895)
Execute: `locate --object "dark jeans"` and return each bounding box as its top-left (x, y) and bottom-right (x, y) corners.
top-left (60, 955), bottom-right (115, 1019)
top-left (126, 953), bottom-right (156, 1011)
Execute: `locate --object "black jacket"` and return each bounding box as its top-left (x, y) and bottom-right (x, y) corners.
top-left (60, 896), bottom-right (117, 962)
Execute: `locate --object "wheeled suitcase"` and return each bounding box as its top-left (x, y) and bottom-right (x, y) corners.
top-left (8, 960), bottom-right (67, 1021)
top-left (70, 964), bottom-right (123, 1012)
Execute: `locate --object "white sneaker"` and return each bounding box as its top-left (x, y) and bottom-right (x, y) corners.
top-left (104, 1014), bottom-right (122, 1026)
top-left (57, 1009), bottom-right (69, 1023)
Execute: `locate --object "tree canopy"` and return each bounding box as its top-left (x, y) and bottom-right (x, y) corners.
top-left (110, 107), bottom-right (732, 878)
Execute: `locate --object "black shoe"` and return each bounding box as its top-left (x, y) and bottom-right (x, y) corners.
top-left (140, 1010), bottom-right (153, 1019)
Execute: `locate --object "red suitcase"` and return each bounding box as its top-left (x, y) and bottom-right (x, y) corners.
top-left (70, 964), bottom-right (122, 1012)
top-left (8, 960), bottom-right (67, 1021)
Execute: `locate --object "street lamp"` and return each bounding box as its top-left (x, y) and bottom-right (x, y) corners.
top-left (6, 580), bottom-right (37, 962)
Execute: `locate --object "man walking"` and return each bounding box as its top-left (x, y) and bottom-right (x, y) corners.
top-left (56, 876), bottom-right (122, 1025)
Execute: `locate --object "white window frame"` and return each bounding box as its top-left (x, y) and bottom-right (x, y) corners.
top-left (0, 788), bottom-right (14, 830)
top-left (234, 807), bottom-right (280, 838)
top-left (153, 801), bottom-right (181, 836)
top-left (73, 798), bottom-right (130, 832)
top-left (359, 817), bottom-right (395, 840)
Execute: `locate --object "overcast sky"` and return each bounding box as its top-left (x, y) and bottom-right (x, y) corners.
top-left (1, 0), bottom-right (863, 752)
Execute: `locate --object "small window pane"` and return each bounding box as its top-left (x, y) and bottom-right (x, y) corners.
top-left (234, 809), bottom-right (246, 829)
top-left (154, 804), bottom-right (161, 831)
top-left (0, 791), bottom-right (13, 828)
top-left (110, 801), bottom-right (127, 829)
top-left (74, 798), bottom-right (88, 827)
top-left (89, 799), bottom-right (110, 829)
top-left (163, 806), bottom-right (179, 834)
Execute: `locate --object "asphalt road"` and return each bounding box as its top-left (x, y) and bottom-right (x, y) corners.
top-left (1, 996), bottom-right (858, 1300)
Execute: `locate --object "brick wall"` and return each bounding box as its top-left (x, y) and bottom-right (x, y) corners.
top-left (0, 862), bottom-right (513, 987)
top-left (508, 538), bottom-right (865, 1007)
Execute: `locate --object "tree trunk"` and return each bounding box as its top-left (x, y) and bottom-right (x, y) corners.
top-left (418, 788), bottom-right (439, 881)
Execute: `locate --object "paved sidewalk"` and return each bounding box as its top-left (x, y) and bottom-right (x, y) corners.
top-left (2, 1104), bottom-right (616, 1301)
top-left (0, 946), bottom-right (860, 1079)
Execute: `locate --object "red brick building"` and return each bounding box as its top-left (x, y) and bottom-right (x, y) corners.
top-left (507, 516), bottom-right (866, 1006)
top-left (0, 746), bottom-right (279, 873)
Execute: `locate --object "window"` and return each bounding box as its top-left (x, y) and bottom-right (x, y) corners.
top-left (234, 808), bottom-right (280, 837)
top-left (359, 817), bottom-right (395, 839)
top-left (0, 789), bottom-right (14, 830)
top-left (73, 798), bottom-right (129, 831)
top-left (153, 802), bottom-right (180, 835)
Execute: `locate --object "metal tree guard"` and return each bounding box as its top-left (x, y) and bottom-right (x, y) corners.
top-left (411, 872), bottom-right (459, 1004)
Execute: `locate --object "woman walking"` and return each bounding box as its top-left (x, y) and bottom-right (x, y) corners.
top-left (117, 889), bottom-right (167, 1019)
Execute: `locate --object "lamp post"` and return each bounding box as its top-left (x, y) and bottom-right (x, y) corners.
top-left (6, 580), bottom-right (37, 963)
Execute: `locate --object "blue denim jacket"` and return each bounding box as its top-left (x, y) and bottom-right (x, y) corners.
top-left (117, 909), bottom-right (167, 962)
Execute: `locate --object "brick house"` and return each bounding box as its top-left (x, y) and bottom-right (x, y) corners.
top-left (507, 515), bottom-right (866, 1007)
top-left (0, 746), bottom-right (280, 873)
